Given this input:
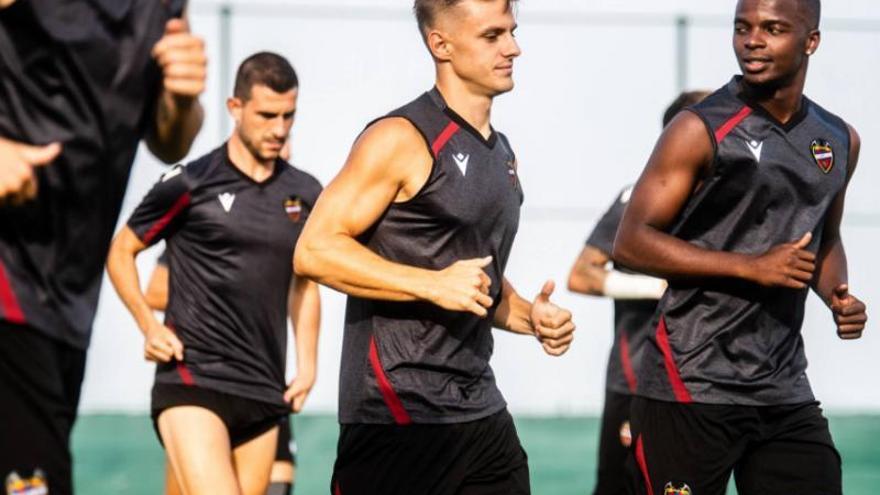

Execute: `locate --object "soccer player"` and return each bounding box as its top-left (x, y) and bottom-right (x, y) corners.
top-left (568, 91), bottom-right (708, 495)
top-left (146, 137), bottom-right (300, 495)
top-left (106, 52), bottom-right (321, 495)
top-left (0, 2), bottom-right (205, 493)
top-left (614, 1), bottom-right (867, 494)
top-left (295, 1), bottom-right (575, 493)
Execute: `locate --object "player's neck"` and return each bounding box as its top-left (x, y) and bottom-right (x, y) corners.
top-left (740, 70), bottom-right (807, 125)
top-left (435, 77), bottom-right (493, 140)
top-left (227, 134), bottom-right (275, 183)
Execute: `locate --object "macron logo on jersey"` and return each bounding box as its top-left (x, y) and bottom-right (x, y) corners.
top-left (745, 138), bottom-right (763, 162)
top-left (218, 192), bottom-right (235, 213)
top-left (453, 152), bottom-right (470, 176)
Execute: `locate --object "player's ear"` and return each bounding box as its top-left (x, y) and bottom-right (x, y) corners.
top-left (804, 29), bottom-right (820, 56)
top-left (227, 97), bottom-right (243, 124)
top-left (427, 29), bottom-right (453, 62)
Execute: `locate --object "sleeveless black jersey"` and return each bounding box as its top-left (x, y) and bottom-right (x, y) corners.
top-left (127, 145), bottom-right (322, 406)
top-left (585, 186), bottom-right (657, 395)
top-left (636, 77), bottom-right (850, 406)
top-left (339, 88), bottom-right (524, 424)
top-left (0, 0), bottom-right (184, 350)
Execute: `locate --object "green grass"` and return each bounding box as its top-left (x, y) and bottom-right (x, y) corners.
top-left (72, 414), bottom-right (880, 494)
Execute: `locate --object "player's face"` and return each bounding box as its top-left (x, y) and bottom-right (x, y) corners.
top-left (231, 84), bottom-right (297, 162)
top-left (733, 0), bottom-right (819, 88)
top-left (440, 0), bottom-right (521, 96)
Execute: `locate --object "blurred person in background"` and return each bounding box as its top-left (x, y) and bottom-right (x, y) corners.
top-left (568, 91), bottom-right (708, 495)
top-left (106, 52), bottom-right (321, 495)
top-left (0, 1), bottom-right (205, 493)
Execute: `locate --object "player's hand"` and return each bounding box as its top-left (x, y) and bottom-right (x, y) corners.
top-left (830, 284), bottom-right (867, 340)
top-left (747, 233), bottom-right (815, 289)
top-left (152, 18), bottom-right (207, 101)
top-left (143, 322), bottom-right (185, 363)
top-left (284, 371), bottom-right (316, 413)
top-left (0, 137), bottom-right (61, 204)
top-left (427, 256), bottom-right (494, 317)
top-left (530, 280), bottom-right (576, 356)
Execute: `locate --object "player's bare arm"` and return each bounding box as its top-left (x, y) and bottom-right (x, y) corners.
top-left (106, 227), bottom-right (184, 363)
top-left (493, 278), bottom-right (576, 356)
top-left (811, 124), bottom-right (867, 339)
top-left (295, 117), bottom-right (493, 317)
top-left (146, 15), bottom-right (206, 164)
top-left (145, 263), bottom-right (169, 312)
top-left (615, 111), bottom-right (816, 289)
top-left (284, 276), bottom-right (321, 413)
top-left (567, 246), bottom-right (610, 296)
top-left (567, 245), bottom-right (667, 299)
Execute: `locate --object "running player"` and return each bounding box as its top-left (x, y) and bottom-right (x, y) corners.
top-left (0, 2), bottom-right (205, 493)
top-left (106, 52), bottom-right (321, 495)
top-left (614, 1), bottom-right (867, 494)
top-left (295, 1), bottom-right (575, 494)
top-left (146, 137), bottom-right (300, 495)
top-left (567, 91), bottom-right (708, 495)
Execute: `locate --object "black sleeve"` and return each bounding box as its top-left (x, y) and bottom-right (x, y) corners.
top-left (127, 164), bottom-right (192, 246)
top-left (585, 185), bottom-right (633, 255)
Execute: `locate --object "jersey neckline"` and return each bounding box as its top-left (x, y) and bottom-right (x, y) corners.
top-left (727, 76), bottom-right (810, 133)
top-left (220, 142), bottom-right (285, 187)
top-left (428, 87), bottom-right (498, 149)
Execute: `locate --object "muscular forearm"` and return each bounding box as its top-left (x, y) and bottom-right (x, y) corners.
top-left (295, 233), bottom-right (436, 302)
top-left (614, 223), bottom-right (754, 281)
top-left (106, 241), bottom-right (159, 336)
top-left (290, 279), bottom-right (320, 377)
top-left (812, 237), bottom-right (847, 305)
top-left (146, 93), bottom-right (203, 164)
top-left (492, 281), bottom-right (534, 335)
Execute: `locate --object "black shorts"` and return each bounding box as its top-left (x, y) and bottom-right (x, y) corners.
top-left (0, 321), bottom-right (86, 495)
top-left (331, 408), bottom-right (530, 495)
top-left (276, 415), bottom-right (296, 464)
top-left (151, 383), bottom-right (288, 448)
top-left (630, 396), bottom-right (841, 495)
top-left (594, 390), bottom-right (635, 495)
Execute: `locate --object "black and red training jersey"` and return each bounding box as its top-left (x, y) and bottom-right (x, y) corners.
top-left (128, 144), bottom-right (322, 405)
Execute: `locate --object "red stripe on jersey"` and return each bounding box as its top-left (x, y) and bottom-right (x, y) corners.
top-left (334, 481), bottom-right (342, 495)
top-left (619, 333), bottom-right (638, 393)
top-left (713, 106), bottom-right (753, 144)
top-left (369, 335), bottom-right (412, 425)
top-left (176, 361), bottom-right (195, 386)
top-left (635, 435), bottom-right (654, 495)
top-left (166, 321), bottom-right (194, 386)
top-left (431, 122), bottom-right (460, 157)
top-left (142, 192), bottom-right (192, 245)
top-left (655, 315), bottom-right (693, 403)
top-left (0, 260), bottom-right (25, 324)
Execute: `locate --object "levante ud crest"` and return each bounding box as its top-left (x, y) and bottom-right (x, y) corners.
top-left (810, 139), bottom-right (834, 174)
top-left (284, 197), bottom-right (303, 223)
top-left (664, 482), bottom-right (692, 495)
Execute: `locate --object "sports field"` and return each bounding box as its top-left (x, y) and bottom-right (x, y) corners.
top-left (72, 413), bottom-right (880, 494)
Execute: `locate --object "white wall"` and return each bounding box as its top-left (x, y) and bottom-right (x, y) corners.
top-left (79, 0), bottom-right (880, 415)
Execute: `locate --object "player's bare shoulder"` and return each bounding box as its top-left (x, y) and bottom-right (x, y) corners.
top-left (351, 116), bottom-right (434, 201)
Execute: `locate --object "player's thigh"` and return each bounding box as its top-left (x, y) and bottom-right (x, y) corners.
top-left (630, 397), bottom-right (742, 495)
top-left (232, 425), bottom-right (278, 495)
top-left (158, 406), bottom-right (239, 495)
top-left (165, 457), bottom-right (183, 495)
top-left (269, 460), bottom-right (294, 484)
top-left (735, 439), bottom-right (840, 495)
